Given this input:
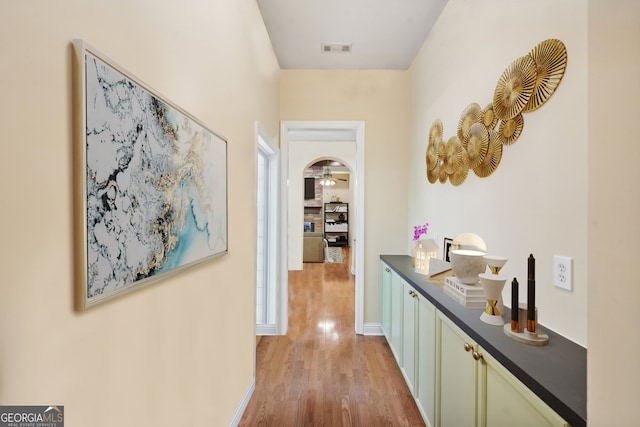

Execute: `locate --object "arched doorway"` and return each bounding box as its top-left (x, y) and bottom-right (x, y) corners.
top-left (303, 159), bottom-right (354, 270)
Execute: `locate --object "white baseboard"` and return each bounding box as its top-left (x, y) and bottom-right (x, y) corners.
top-left (228, 376), bottom-right (255, 427)
top-left (256, 324), bottom-right (278, 335)
top-left (363, 322), bottom-right (383, 336)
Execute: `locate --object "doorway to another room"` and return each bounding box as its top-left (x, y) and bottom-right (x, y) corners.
top-left (279, 121), bottom-right (365, 335)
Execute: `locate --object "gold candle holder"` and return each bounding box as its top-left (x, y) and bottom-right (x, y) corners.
top-left (483, 255), bottom-right (508, 275)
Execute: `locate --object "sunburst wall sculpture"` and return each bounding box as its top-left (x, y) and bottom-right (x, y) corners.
top-left (425, 39), bottom-right (567, 186)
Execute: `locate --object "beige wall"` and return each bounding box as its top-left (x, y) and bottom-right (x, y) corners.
top-left (0, 1), bottom-right (279, 426)
top-left (588, 0), bottom-right (640, 424)
top-left (280, 71), bottom-right (411, 323)
top-left (408, 0), bottom-right (588, 346)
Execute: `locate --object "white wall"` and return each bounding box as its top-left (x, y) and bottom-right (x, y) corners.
top-left (0, 1), bottom-right (279, 425)
top-left (408, 0), bottom-right (588, 346)
top-left (288, 142), bottom-right (356, 270)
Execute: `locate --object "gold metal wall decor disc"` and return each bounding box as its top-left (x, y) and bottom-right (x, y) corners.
top-left (439, 164), bottom-right (448, 184)
top-left (499, 113), bottom-right (524, 145)
top-left (457, 103), bottom-right (482, 145)
top-left (450, 150), bottom-right (470, 186)
top-left (482, 103), bottom-right (498, 129)
top-left (474, 129), bottom-right (503, 177)
top-left (428, 140), bottom-right (446, 183)
top-left (466, 122), bottom-right (489, 169)
top-left (429, 119), bottom-right (444, 145)
top-left (523, 39), bottom-right (568, 112)
top-left (426, 143), bottom-right (438, 171)
top-left (443, 136), bottom-right (464, 174)
top-left (427, 161), bottom-right (439, 183)
top-left (493, 55), bottom-right (537, 120)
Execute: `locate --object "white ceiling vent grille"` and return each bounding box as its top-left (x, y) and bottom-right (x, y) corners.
top-left (321, 43), bottom-right (352, 53)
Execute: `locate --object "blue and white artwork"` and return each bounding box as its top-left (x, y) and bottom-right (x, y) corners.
top-left (79, 45), bottom-right (227, 307)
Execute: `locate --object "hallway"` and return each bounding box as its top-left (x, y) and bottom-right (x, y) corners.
top-left (240, 248), bottom-right (425, 426)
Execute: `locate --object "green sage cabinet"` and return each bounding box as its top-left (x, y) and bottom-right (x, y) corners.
top-left (380, 261), bottom-right (437, 427)
top-left (436, 312), bottom-right (479, 427)
top-left (416, 290), bottom-right (437, 426)
top-left (380, 260), bottom-right (570, 427)
top-left (380, 261), bottom-right (404, 362)
top-left (480, 348), bottom-right (570, 427)
top-left (389, 267), bottom-right (404, 362)
top-left (401, 279), bottom-right (417, 394)
top-left (436, 312), bottom-right (570, 427)
top-left (381, 263), bottom-right (392, 341)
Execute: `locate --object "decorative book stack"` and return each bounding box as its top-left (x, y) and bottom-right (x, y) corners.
top-left (443, 276), bottom-right (486, 308)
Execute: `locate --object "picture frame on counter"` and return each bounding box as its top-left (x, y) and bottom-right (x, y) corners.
top-left (443, 237), bottom-right (453, 262)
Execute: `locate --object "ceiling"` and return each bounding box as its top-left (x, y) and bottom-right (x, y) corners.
top-left (256, 0), bottom-right (449, 70)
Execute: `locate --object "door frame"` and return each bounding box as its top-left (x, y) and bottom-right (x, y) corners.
top-left (279, 120), bottom-right (365, 335)
top-left (256, 129), bottom-right (279, 335)
top-left (255, 122), bottom-right (279, 335)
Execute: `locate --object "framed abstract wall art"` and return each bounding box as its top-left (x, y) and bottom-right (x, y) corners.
top-left (72, 40), bottom-right (228, 310)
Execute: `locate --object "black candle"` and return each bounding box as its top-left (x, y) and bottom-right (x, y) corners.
top-left (511, 278), bottom-right (519, 332)
top-left (528, 254), bottom-right (535, 281)
top-left (511, 279), bottom-right (519, 320)
top-left (527, 254), bottom-right (536, 332)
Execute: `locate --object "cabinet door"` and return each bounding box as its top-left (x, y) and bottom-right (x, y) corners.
top-left (437, 312), bottom-right (479, 427)
top-left (389, 272), bottom-right (403, 362)
top-left (401, 280), bottom-right (417, 394)
top-left (417, 295), bottom-right (436, 427)
top-left (380, 262), bottom-right (392, 341)
top-left (479, 349), bottom-right (570, 427)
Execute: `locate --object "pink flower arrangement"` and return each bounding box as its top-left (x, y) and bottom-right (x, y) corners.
top-left (413, 222), bottom-right (429, 241)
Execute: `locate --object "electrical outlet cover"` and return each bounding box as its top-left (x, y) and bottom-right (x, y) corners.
top-left (554, 255), bottom-right (573, 291)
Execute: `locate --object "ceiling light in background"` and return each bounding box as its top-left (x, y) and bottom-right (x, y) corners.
top-left (320, 167), bottom-right (336, 186)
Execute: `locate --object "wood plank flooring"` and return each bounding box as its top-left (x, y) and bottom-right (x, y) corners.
top-left (239, 248), bottom-right (425, 426)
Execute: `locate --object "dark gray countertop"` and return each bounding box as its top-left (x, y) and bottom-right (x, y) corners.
top-left (381, 255), bottom-right (586, 427)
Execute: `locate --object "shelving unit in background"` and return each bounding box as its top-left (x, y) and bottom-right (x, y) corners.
top-left (324, 202), bottom-right (348, 246)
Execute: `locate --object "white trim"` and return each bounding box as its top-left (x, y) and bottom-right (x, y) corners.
top-left (362, 322), bottom-right (384, 336)
top-left (278, 121), bottom-right (290, 335)
top-left (228, 376), bottom-right (255, 427)
top-left (280, 121), bottom-right (365, 335)
top-left (256, 122), bottom-right (280, 329)
top-left (255, 324), bottom-right (278, 335)
top-left (354, 122), bottom-right (365, 335)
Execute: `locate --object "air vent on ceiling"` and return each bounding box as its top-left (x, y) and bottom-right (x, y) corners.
top-left (321, 43), bottom-right (352, 53)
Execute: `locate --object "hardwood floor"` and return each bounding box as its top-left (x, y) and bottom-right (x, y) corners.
top-left (239, 248), bottom-right (425, 426)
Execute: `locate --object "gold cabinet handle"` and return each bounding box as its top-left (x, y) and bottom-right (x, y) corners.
top-left (464, 343), bottom-right (472, 352)
top-left (473, 351), bottom-right (483, 361)
top-left (385, 268), bottom-right (391, 272)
